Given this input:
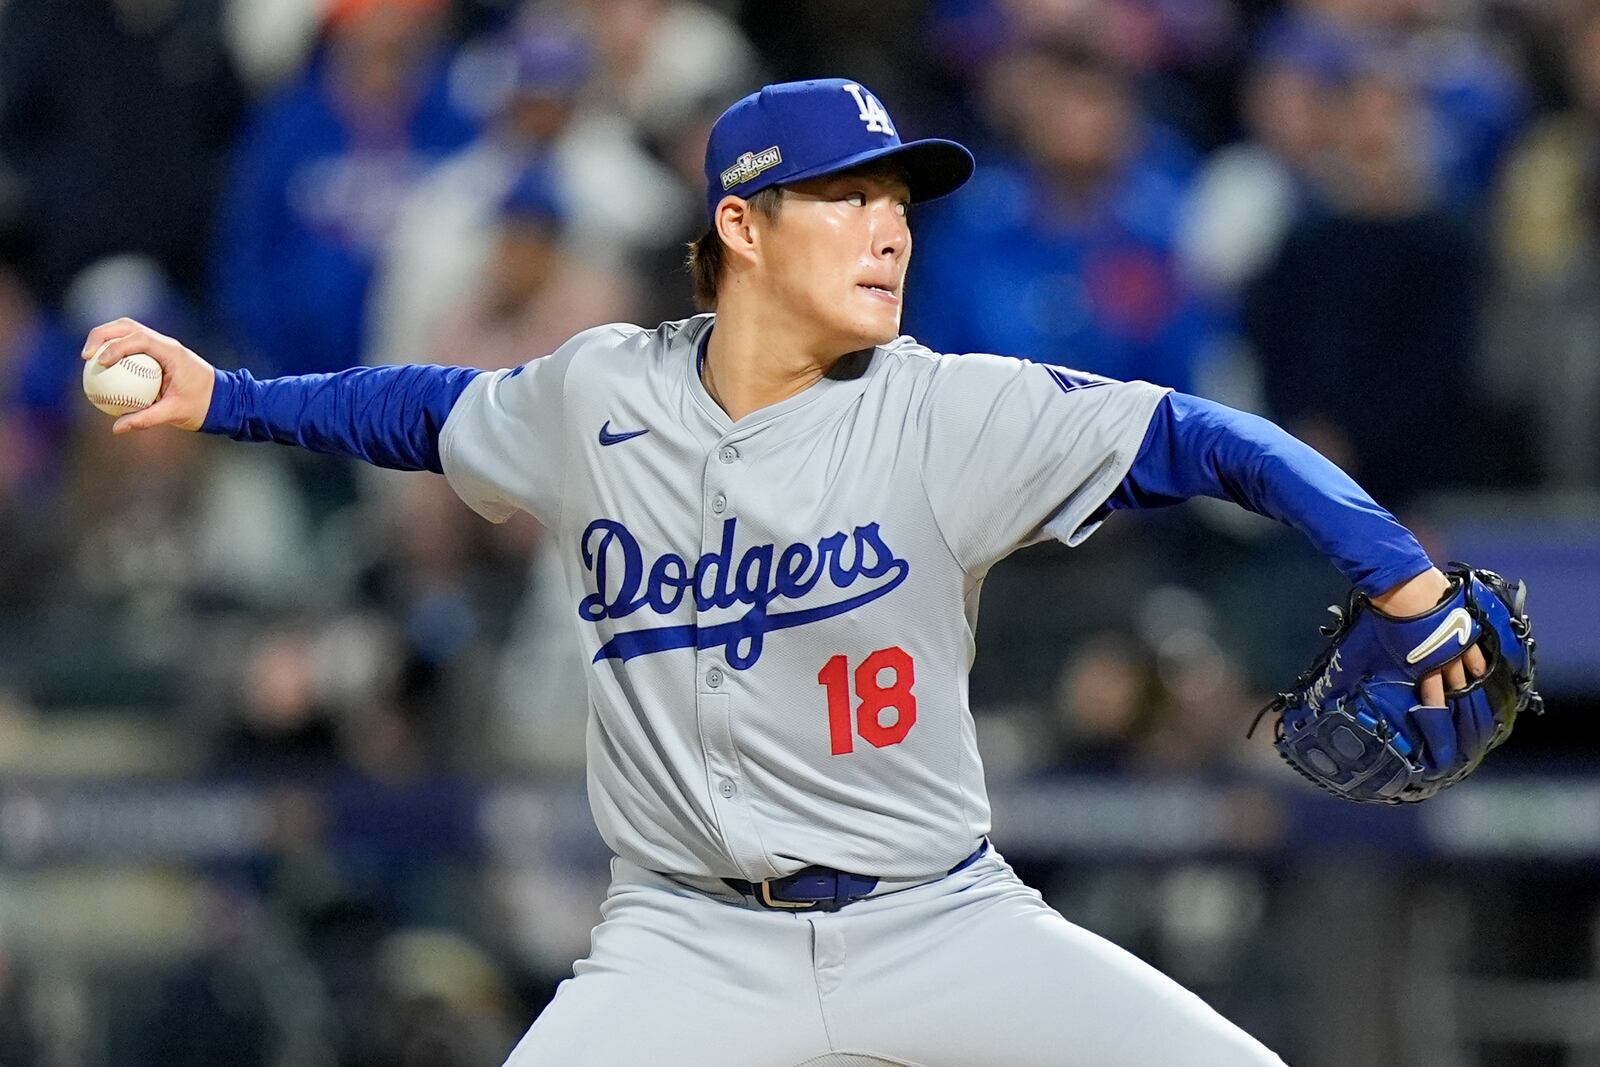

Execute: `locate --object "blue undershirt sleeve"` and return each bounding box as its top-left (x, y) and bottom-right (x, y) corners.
top-left (199, 364), bottom-right (483, 474)
top-left (1101, 392), bottom-right (1433, 597)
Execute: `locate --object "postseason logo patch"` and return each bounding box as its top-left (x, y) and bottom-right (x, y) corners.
top-left (721, 146), bottom-right (783, 190)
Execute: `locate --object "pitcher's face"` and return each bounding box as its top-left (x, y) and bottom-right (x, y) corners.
top-left (759, 171), bottom-right (913, 351)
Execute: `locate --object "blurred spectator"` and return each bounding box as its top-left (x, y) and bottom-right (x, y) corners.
top-left (1042, 586), bottom-right (1280, 777)
top-left (68, 421), bottom-right (215, 605)
top-left (1, 257), bottom-right (216, 628)
top-left (923, 0), bottom-right (1243, 152)
top-left (1398, 0), bottom-right (1527, 215)
top-left (1104, 0), bottom-right (1247, 153)
top-left (1290, 0), bottom-right (1529, 213)
top-left (1048, 630), bottom-right (1161, 771)
top-left (0, 264), bottom-right (77, 508)
top-left (1483, 0), bottom-right (1600, 489)
top-left (199, 608), bottom-right (429, 777)
top-left (354, 471), bottom-right (536, 766)
top-left (0, 0), bottom-right (245, 303)
top-left (635, 93), bottom-right (726, 326)
top-left (367, 18), bottom-right (680, 365)
top-left (1243, 52), bottom-right (1482, 509)
top-left (906, 36), bottom-right (1216, 392)
top-left (569, 0), bottom-right (764, 145)
top-left (215, 0), bottom-right (478, 377)
top-left (433, 166), bottom-right (640, 368)
top-left (221, 0), bottom-right (326, 94)
top-left (1178, 20), bottom-right (1351, 306)
top-left (1135, 628), bottom-right (1270, 775)
top-left (213, 625), bottom-right (349, 775)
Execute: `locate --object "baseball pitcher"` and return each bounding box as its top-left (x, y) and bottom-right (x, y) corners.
top-left (84, 79), bottom-right (1537, 1066)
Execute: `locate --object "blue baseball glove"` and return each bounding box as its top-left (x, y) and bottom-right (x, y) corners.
top-left (1255, 564), bottom-right (1542, 804)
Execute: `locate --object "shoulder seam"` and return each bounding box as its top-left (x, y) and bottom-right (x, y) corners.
top-left (908, 352), bottom-right (975, 577)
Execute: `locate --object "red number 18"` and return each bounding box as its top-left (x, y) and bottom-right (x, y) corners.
top-left (817, 646), bottom-right (918, 755)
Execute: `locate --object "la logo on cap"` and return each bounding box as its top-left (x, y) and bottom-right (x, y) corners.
top-left (720, 145), bottom-right (783, 190)
top-left (842, 83), bottom-right (895, 136)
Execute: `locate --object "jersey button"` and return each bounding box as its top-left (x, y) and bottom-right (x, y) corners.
top-left (711, 493), bottom-right (727, 514)
top-left (718, 779), bottom-right (736, 798)
top-left (719, 446), bottom-right (739, 464)
top-left (706, 666), bottom-right (724, 689)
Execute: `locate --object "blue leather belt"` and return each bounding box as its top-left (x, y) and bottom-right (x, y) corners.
top-left (723, 839), bottom-right (988, 912)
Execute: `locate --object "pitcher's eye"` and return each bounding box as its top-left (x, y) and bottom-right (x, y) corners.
top-left (844, 191), bottom-right (866, 207)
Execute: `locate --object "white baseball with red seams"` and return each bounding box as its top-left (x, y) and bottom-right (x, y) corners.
top-left (83, 351), bottom-right (162, 416)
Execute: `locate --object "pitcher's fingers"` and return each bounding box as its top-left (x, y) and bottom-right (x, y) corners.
top-left (81, 318), bottom-right (145, 358)
top-left (112, 396), bottom-right (179, 434)
top-left (1443, 657), bottom-right (1467, 694)
top-left (96, 330), bottom-right (162, 367)
top-left (1419, 670), bottom-right (1445, 708)
top-left (1464, 644), bottom-right (1487, 678)
top-left (97, 329), bottom-right (181, 370)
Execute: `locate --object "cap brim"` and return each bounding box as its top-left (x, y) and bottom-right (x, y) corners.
top-left (779, 138), bottom-right (975, 204)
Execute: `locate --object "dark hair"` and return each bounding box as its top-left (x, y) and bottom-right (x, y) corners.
top-left (686, 186), bottom-right (784, 312)
top-left (685, 158), bottom-right (911, 311)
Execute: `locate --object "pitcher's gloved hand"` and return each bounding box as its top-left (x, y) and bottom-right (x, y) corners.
top-left (1254, 565), bottom-right (1542, 804)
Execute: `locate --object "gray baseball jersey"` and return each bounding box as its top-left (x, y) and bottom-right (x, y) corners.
top-left (439, 313), bottom-right (1166, 882)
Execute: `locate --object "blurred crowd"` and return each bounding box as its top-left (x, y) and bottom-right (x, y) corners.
top-left (1, 0), bottom-right (1598, 1062)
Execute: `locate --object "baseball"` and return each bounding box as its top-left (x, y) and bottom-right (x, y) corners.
top-left (82, 351), bottom-right (163, 417)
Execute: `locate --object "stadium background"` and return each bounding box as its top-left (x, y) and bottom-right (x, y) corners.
top-left (0, 0), bottom-right (1597, 1063)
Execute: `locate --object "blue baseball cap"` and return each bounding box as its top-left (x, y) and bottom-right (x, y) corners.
top-left (703, 78), bottom-right (975, 223)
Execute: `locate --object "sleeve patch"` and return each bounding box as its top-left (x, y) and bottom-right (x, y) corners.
top-left (1043, 365), bottom-right (1116, 394)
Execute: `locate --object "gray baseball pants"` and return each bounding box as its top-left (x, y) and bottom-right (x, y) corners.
top-left (503, 846), bottom-right (1288, 1066)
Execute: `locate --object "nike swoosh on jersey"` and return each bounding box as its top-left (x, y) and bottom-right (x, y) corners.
top-left (1405, 607), bottom-right (1474, 664)
top-left (599, 421), bottom-right (649, 446)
